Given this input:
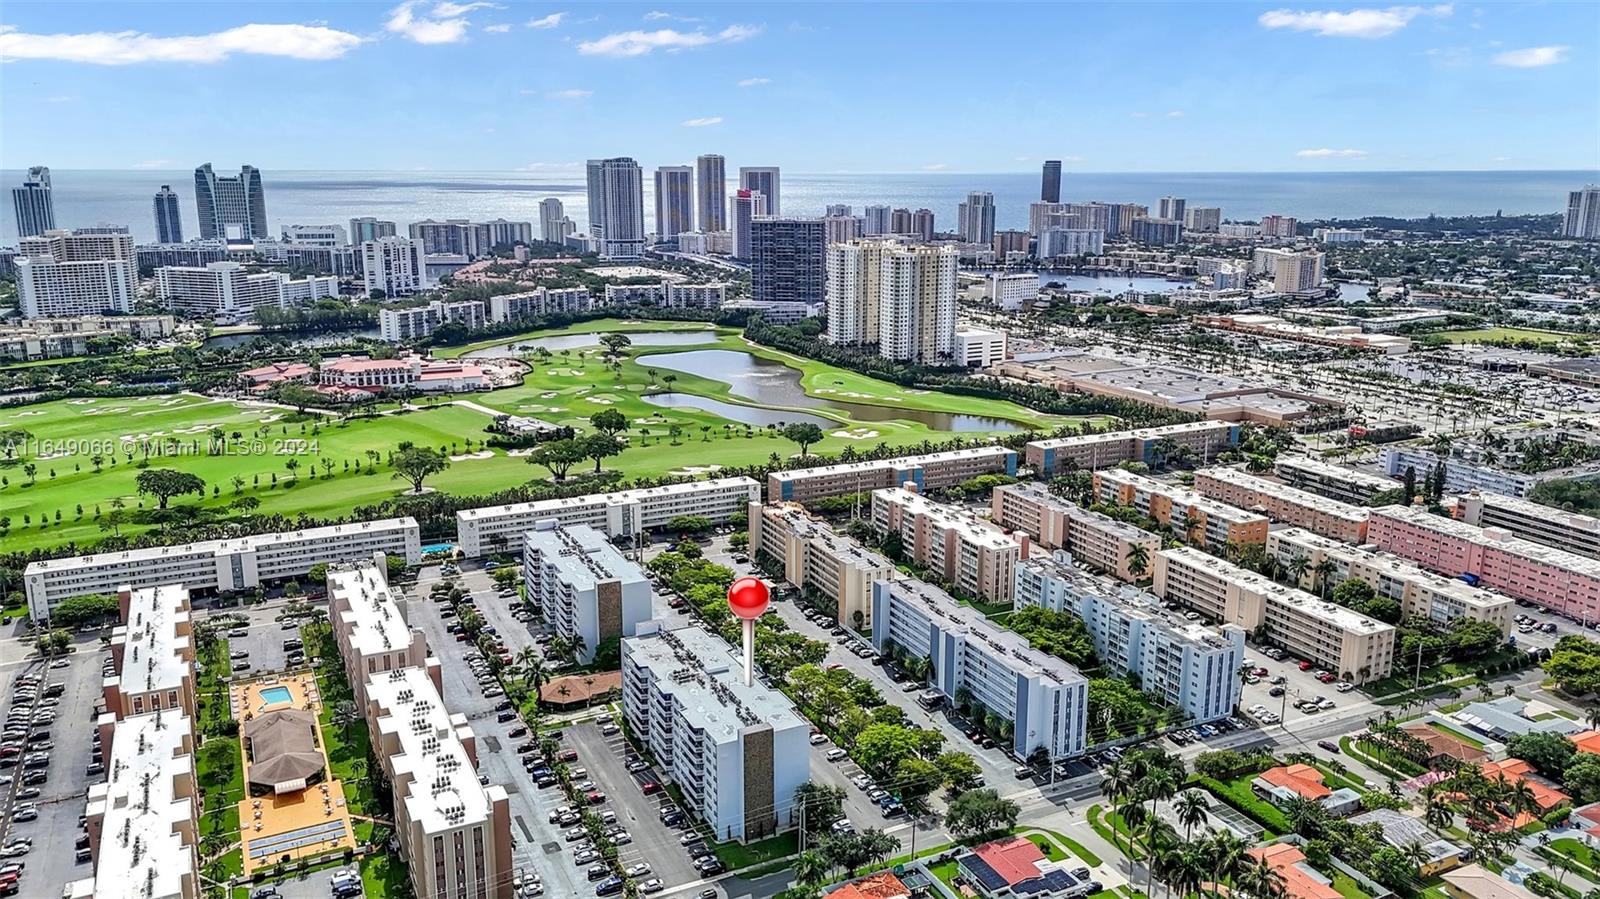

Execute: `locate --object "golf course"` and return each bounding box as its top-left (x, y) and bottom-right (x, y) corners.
top-left (0, 319), bottom-right (1105, 554)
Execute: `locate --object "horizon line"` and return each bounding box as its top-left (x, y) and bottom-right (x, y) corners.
top-left (8, 167), bottom-right (1599, 177)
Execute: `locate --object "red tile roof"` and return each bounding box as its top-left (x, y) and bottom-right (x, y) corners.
top-left (1247, 844), bottom-right (1341, 899)
top-left (972, 836), bottom-right (1045, 887)
top-left (1258, 764), bottom-right (1332, 800)
top-left (826, 872), bottom-right (910, 899)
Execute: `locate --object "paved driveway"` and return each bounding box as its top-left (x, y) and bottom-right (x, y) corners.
top-left (566, 720), bottom-right (704, 889)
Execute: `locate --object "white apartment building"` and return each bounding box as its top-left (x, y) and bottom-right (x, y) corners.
top-left (282, 223), bottom-right (348, 246)
top-left (954, 326), bottom-right (1007, 368)
top-left (1015, 553), bottom-right (1245, 723)
top-left (1251, 247), bottom-right (1325, 292)
top-left (871, 578), bottom-right (1089, 758)
top-left (1274, 455), bottom-right (1398, 504)
top-left (1025, 420), bottom-right (1240, 477)
top-left (1152, 547), bottom-right (1396, 683)
top-left (1037, 229), bottom-right (1105, 260)
top-left (17, 228), bottom-right (137, 318)
top-left (622, 623), bottom-right (811, 843)
top-left (327, 564), bottom-right (438, 708)
top-left (378, 298), bottom-right (487, 341)
top-left (1457, 490), bottom-right (1600, 559)
top-left (361, 236), bottom-right (429, 297)
top-left (1193, 466), bottom-right (1371, 544)
top-left (748, 501), bottom-right (897, 629)
top-left (984, 271), bottom-right (1039, 310)
top-left (826, 239), bottom-right (958, 364)
top-left (767, 447), bottom-right (1019, 504)
top-left (457, 478), bottom-right (761, 557)
top-left (990, 482), bottom-right (1161, 582)
top-left (105, 584), bottom-right (196, 721)
top-left (872, 487), bottom-right (1021, 604)
top-left (675, 230), bottom-right (733, 256)
top-left (1266, 527), bottom-right (1513, 634)
top-left (156, 261), bottom-right (337, 319)
top-left (363, 665), bottom-right (513, 899)
top-left (1379, 446), bottom-right (1547, 498)
top-left (487, 286), bottom-right (594, 324)
top-left (523, 521), bottom-right (653, 664)
top-left (71, 708), bottom-right (200, 899)
top-left (25, 517), bottom-right (421, 621)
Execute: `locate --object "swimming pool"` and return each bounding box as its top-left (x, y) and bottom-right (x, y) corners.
top-left (421, 542), bottom-right (456, 555)
top-left (260, 686), bottom-right (293, 705)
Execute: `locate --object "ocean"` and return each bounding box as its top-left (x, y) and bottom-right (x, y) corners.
top-left (3, 168), bottom-right (1593, 246)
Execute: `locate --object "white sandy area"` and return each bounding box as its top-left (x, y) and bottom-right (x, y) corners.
top-left (585, 397), bottom-right (615, 405)
top-left (67, 399), bottom-right (97, 406)
top-left (670, 465), bottom-right (724, 476)
top-left (831, 428), bottom-right (881, 440)
top-left (13, 410), bottom-right (43, 417)
top-left (448, 450), bottom-right (494, 462)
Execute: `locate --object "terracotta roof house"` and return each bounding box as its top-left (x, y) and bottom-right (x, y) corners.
top-left (1245, 844), bottom-right (1340, 899)
top-left (1477, 758), bottom-right (1571, 828)
top-left (1253, 764), bottom-right (1363, 816)
top-left (826, 871), bottom-right (912, 899)
top-left (243, 708), bottom-right (325, 794)
top-left (1571, 730), bottom-right (1600, 756)
top-left (958, 835), bottom-right (1086, 898)
top-left (1403, 723), bottom-right (1490, 765)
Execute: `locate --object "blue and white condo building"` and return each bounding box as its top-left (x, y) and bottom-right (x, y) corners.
top-left (1014, 551), bottom-right (1245, 724)
top-left (870, 578), bottom-right (1088, 759)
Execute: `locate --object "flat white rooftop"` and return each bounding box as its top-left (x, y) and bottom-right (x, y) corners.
top-left (1099, 468), bottom-right (1267, 525)
top-left (876, 487), bottom-right (1019, 550)
top-left (115, 584), bottom-right (191, 697)
top-left (881, 577), bottom-right (1087, 687)
top-left (1275, 455), bottom-right (1397, 489)
top-left (524, 522), bottom-right (645, 590)
top-left (1028, 419), bottom-right (1231, 451)
top-left (1198, 467), bottom-right (1371, 523)
top-left (625, 624), bottom-right (806, 741)
top-left (90, 709), bottom-right (196, 899)
top-left (460, 477), bottom-right (757, 521)
top-left (366, 665), bottom-right (498, 834)
top-left (328, 565), bottom-right (415, 658)
top-left (768, 446), bottom-right (1013, 482)
top-left (1163, 546), bottom-right (1392, 635)
top-left (26, 516), bottom-right (419, 573)
top-left (1271, 527), bottom-right (1509, 610)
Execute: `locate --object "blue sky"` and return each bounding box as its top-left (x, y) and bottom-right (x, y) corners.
top-left (1, 1), bottom-right (1595, 173)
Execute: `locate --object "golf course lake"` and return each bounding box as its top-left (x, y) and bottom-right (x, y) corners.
top-left (464, 330), bottom-right (712, 358)
top-left (643, 349), bottom-right (1029, 432)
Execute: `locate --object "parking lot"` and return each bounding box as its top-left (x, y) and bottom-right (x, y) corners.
top-left (566, 720), bottom-right (705, 888)
top-left (0, 637), bottom-right (109, 898)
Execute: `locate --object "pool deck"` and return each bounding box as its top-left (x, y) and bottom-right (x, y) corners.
top-left (231, 674), bottom-right (357, 875)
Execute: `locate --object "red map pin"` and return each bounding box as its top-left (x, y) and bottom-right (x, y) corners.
top-left (727, 576), bottom-right (769, 685)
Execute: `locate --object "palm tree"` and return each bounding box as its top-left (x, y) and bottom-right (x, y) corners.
top-left (1175, 789), bottom-right (1209, 840)
top-left (1425, 794), bottom-right (1454, 830)
top-left (1126, 542), bottom-right (1151, 580)
top-left (1287, 555), bottom-right (1309, 588)
top-left (1235, 853), bottom-right (1287, 899)
top-left (1208, 831), bottom-right (1249, 895)
top-left (1101, 758), bottom-right (1134, 855)
top-left (794, 850), bottom-right (830, 887)
top-left (1312, 559), bottom-right (1338, 600)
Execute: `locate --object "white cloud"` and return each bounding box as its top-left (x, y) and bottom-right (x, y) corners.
top-left (1258, 4), bottom-right (1452, 39)
top-left (578, 24), bottom-right (759, 57)
top-left (527, 12), bottom-right (566, 29)
top-left (1166, 110), bottom-right (1185, 118)
top-left (130, 159), bottom-right (175, 169)
top-left (1493, 45), bottom-right (1569, 67)
top-left (387, 1), bottom-right (501, 44)
top-left (45, 95), bottom-right (74, 102)
top-left (644, 11), bottom-right (700, 22)
top-left (738, 77), bottom-right (771, 87)
top-left (1061, 155), bottom-right (1085, 163)
top-left (921, 163), bottom-right (948, 171)
top-left (1296, 148), bottom-right (1370, 158)
top-left (548, 88), bottom-right (592, 98)
top-left (681, 116), bottom-right (723, 127)
top-left (483, 24), bottom-right (511, 33)
top-left (0, 22), bottom-right (364, 64)
top-left (1129, 111), bottom-right (1149, 118)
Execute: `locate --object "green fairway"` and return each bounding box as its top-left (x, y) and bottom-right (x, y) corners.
top-left (0, 324), bottom-right (1104, 556)
top-left (1437, 326), bottom-right (1581, 345)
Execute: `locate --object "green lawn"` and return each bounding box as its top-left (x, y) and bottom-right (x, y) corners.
top-left (0, 324), bottom-right (1103, 558)
top-left (1551, 838), bottom-right (1600, 870)
top-left (710, 830), bottom-right (797, 870)
top-left (431, 317), bottom-right (726, 359)
top-left (1035, 828), bottom-right (1103, 866)
top-left (929, 858), bottom-right (962, 893)
top-left (1437, 326), bottom-right (1582, 346)
top-left (361, 850), bottom-right (411, 898)
top-left (1331, 870), bottom-right (1372, 899)
top-left (1194, 775), bottom-right (1289, 835)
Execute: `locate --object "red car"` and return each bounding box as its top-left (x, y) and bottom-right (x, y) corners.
top-left (641, 781), bottom-right (661, 795)
top-left (586, 791), bottom-right (606, 804)
top-left (1298, 660), bottom-right (1314, 671)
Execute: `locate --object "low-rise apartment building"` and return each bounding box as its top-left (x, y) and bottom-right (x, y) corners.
top-left (1266, 527), bottom-right (1513, 634)
top-left (1378, 446), bottom-right (1580, 499)
top-left (1368, 504), bottom-right (1600, 623)
top-left (989, 482), bottom-right (1160, 581)
top-left (1014, 553), bottom-right (1245, 723)
top-left (872, 487), bottom-right (1021, 604)
top-left (105, 584), bottom-right (196, 720)
top-left (522, 521), bottom-right (653, 664)
top-left (363, 665), bottom-right (513, 899)
top-left (327, 564), bottom-right (439, 707)
top-left (487, 286), bottom-right (596, 324)
top-left (1457, 490), bottom-right (1600, 559)
top-left (1025, 420), bottom-right (1240, 477)
top-left (747, 502), bottom-right (896, 628)
top-left (71, 708), bottom-right (200, 899)
top-left (1152, 547), bottom-right (1396, 683)
top-left (25, 517), bottom-right (421, 622)
top-left (457, 477), bottom-right (760, 557)
top-left (1093, 468), bottom-right (1270, 550)
top-left (622, 623), bottom-right (811, 843)
top-left (870, 578), bottom-right (1089, 758)
top-left (377, 298), bottom-right (486, 342)
top-left (1193, 467), bottom-right (1370, 544)
top-left (766, 447), bottom-right (1018, 504)
top-left (1273, 455), bottom-right (1397, 504)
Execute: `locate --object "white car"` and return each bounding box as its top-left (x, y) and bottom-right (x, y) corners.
top-left (640, 879), bottom-right (664, 893)
top-left (0, 844), bottom-right (30, 858)
top-left (624, 863), bottom-right (651, 878)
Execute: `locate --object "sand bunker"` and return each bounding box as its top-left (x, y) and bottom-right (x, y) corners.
top-left (448, 450), bottom-right (493, 462)
top-left (831, 428), bottom-right (881, 440)
top-left (670, 465), bottom-right (724, 476)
